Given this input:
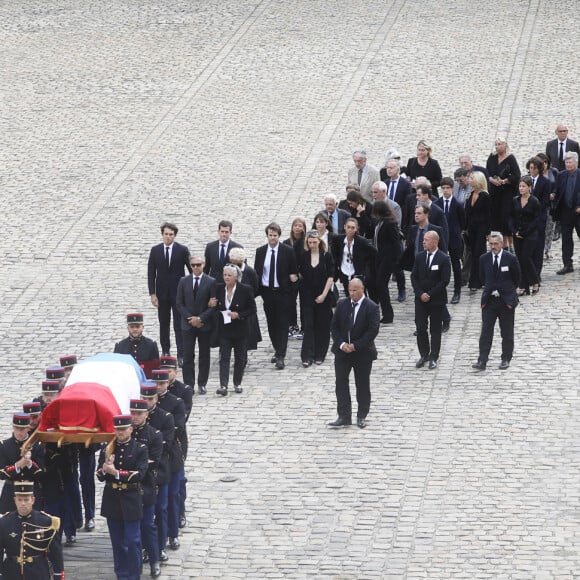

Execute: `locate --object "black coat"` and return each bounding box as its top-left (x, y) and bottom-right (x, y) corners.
top-left (131, 423), bottom-right (162, 506)
top-left (157, 391), bottom-right (186, 473)
top-left (411, 250), bottom-right (451, 305)
top-left (331, 297), bottom-right (380, 359)
top-left (204, 239), bottom-right (244, 281)
top-left (176, 273), bottom-right (217, 332)
top-left (114, 335), bottom-right (159, 364)
top-left (479, 251), bottom-right (521, 308)
top-left (254, 242), bottom-right (298, 294)
top-left (146, 405), bottom-right (174, 486)
top-left (215, 282), bottom-right (257, 339)
top-left (330, 234), bottom-right (377, 281)
top-left (147, 241), bottom-right (191, 301)
top-left (400, 223), bottom-right (447, 271)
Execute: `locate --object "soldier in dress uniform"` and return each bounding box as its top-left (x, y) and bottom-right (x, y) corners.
top-left (58, 355), bottom-right (77, 382)
top-left (97, 415), bottom-right (148, 580)
top-left (33, 380), bottom-right (61, 411)
top-left (114, 313), bottom-right (160, 371)
top-left (0, 414), bottom-right (45, 513)
top-left (151, 369), bottom-right (185, 552)
top-left (23, 402), bottom-right (42, 434)
top-left (141, 383), bottom-right (174, 565)
top-left (130, 399), bottom-right (163, 577)
top-left (0, 480), bottom-right (64, 579)
top-left (45, 367), bottom-right (66, 391)
top-left (160, 355), bottom-right (192, 529)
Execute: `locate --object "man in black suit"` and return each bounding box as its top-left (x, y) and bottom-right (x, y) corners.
top-left (381, 158), bottom-right (413, 207)
top-left (553, 152), bottom-right (580, 274)
top-left (330, 218), bottom-right (377, 295)
top-left (415, 184), bottom-right (449, 247)
top-left (254, 222), bottom-right (298, 370)
top-left (435, 177), bottom-right (466, 303)
top-left (546, 123), bottom-right (580, 171)
top-left (411, 231), bottom-right (451, 370)
top-left (203, 220), bottom-right (243, 281)
top-left (328, 278), bottom-right (380, 429)
top-left (148, 222), bottom-right (192, 363)
top-left (176, 256), bottom-right (217, 393)
top-left (323, 194), bottom-right (350, 234)
top-left (114, 313), bottom-right (160, 371)
top-left (472, 233), bottom-right (521, 371)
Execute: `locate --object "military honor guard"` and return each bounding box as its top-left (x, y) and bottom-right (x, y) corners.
top-left (114, 313), bottom-right (160, 376)
top-left (0, 414), bottom-right (45, 513)
top-left (97, 415), bottom-right (148, 580)
top-left (0, 481), bottom-right (64, 579)
top-left (33, 380), bottom-right (60, 411)
top-left (59, 354), bottom-right (78, 382)
top-left (23, 402), bottom-right (42, 434)
top-left (130, 399), bottom-right (163, 577)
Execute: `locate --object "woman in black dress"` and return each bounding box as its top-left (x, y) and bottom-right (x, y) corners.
top-left (284, 217), bottom-right (307, 338)
top-left (298, 230), bottom-right (335, 367)
top-left (486, 138), bottom-right (521, 250)
top-left (371, 200), bottom-right (403, 323)
top-left (465, 171), bottom-right (492, 290)
top-left (228, 247), bottom-right (262, 352)
top-left (406, 140), bottom-right (443, 196)
top-left (510, 176), bottom-right (541, 295)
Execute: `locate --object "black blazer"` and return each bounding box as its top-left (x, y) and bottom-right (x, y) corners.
top-left (215, 282), bottom-right (257, 338)
top-left (546, 138), bottom-right (580, 171)
top-left (379, 174), bottom-right (413, 207)
top-left (553, 168), bottom-right (580, 219)
top-left (254, 242), bottom-right (298, 294)
top-left (147, 241), bottom-right (191, 300)
top-left (532, 174), bottom-right (552, 218)
top-left (373, 219), bottom-right (403, 267)
top-left (400, 223), bottom-right (447, 271)
top-left (411, 249), bottom-right (451, 305)
top-left (479, 251), bottom-right (521, 308)
top-left (330, 234), bottom-right (377, 280)
top-left (406, 157), bottom-right (443, 195)
top-left (330, 297), bottom-right (380, 359)
top-left (434, 196), bottom-right (466, 252)
top-left (465, 191), bottom-right (492, 233)
top-left (204, 239), bottom-right (243, 280)
top-left (176, 273), bottom-right (217, 332)
top-left (402, 198), bottom-right (448, 245)
top-left (322, 208), bottom-right (351, 235)
top-left (510, 195), bottom-right (541, 238)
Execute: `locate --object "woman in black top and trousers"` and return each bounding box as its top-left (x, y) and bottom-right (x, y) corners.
top-left (510, 176), bottom-right (541, 295)
top-left (298, 231), bottom-right (335, 367)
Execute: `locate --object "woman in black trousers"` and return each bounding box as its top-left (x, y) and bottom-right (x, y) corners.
top-left (465, 171), bottom-right (492, 290)
top-left (510, 176), bottom-right (541, 295)
top-left (371, 200), bottom-right (403, 323)
top-left (298, 230), bottom-right (335, 367)
top-left (283, 216), bottom-right (307, 338)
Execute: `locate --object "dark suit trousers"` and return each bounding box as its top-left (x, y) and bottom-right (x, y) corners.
top-left (374, 259), bottom-right (394, 322)
top-left (300, 300), bottom-right (332, 363)
top-left (182, 328), bottom-right (210, 387)
top-left (479, 297), bottom-right (515, 362)
top-left (261, 287), bottom-right (291, 358)
top-left (514, 236), bottom-right (538, 288)
top-left (334, 352), bottom-right (373, 419)
top-left (219, 335), bottom-right (247, 387)
top-left (559, 206), bottom-right (578, 267)
top-left (468, 228), bottom-right (488, 288)
top-left (415, 300), bottom-right (444, 361)
top-left (449, 246), bottom-right (463, 293)
top-left (158, 297), bottom-right (183, 356)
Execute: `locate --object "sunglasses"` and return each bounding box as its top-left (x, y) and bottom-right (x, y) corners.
top-left (190, 263), bottom-right (203, 267)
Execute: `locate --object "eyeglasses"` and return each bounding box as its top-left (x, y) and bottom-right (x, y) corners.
top-left (190, 263), bottom-right (203, 267)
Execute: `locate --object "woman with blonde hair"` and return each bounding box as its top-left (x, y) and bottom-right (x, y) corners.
top-left (406, 140), bottom-right (443, 196)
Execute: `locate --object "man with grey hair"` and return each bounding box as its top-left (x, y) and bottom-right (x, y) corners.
top-left (370, 181), bottom-right (402, 225)
top-left (380, 159), bottom-right (412, 207)
top-left (553, 151), bottom-right (580, 274)
top-left (323, 193), bottom-right (350, 234)
top-left (347, 150), bottom-right (379, 203)
top-left (458, 153), bottom-right (489, 178)
top-left (546, 123), bottom-right (580, 171)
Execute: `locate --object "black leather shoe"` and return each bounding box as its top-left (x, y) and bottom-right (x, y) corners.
top-left (275, 357), bottom-right (285, 370)
top-left (442, 320), bottom-right (450, 333)
top-left (84, 518), bottom-right (95, 532)
top-left (270, 355), bottom-right (278, 363)
top-left (198, 385), bottom-right (207, 395)
top-left (356, 417), bottom-right (367, 429)
top-left (216, 386), bottom-right (228, 396)
top-left (451, 292), bottom-right (460, 304)
top-left (159, 550), bottom-right (168, 562)
top-left (428, 360), bottom-right (438, 370)
top-left (177, 357), bottom-right (183, 368)
top-left (65, 536), bottom-right (76, 546)
top-left (499, 359), bottom-right (510, 370)
top-left (415, 356), bottom-right (428, 368)
top-left (142, 549), bottom-right (149, 563)
top-left (380, 318), bottom-right (393, 324)
top-left (397, 291), bottom-right (407, 302)
top-left (472, 361), bottom-right (486, 371)
top-left (150, 562), bottom-right (161, 577)
top-left (556, 265), bottom-right (573, 275)
top-left (302, 360), bottom-right (312, 367)
top-left (328, 416), bottom-right (352, 428)
top-left (234, 385), bottom-right (243, 394)
top-left (168, 537), bottom-right (180, 550)
top-left (179, 514), bottom-right (187, 528)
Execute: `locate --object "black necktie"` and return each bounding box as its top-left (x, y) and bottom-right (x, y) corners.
top-left (493, 254), bottom-right (499, 274)
top-left (165, 246), bottom-right (170, 267)
top-left (358, 168), bottom-right (363, 185)
top-left (193, 276), bottom-right (199, 299)
top-left (426, 252), bottom-right (431, 266)
top-left (532, 178), bottom-right (536, 192)
top-left (219, 244), bottom-right (226, 264)
top-left (349, 301), bottom-right (358, 329)
top-left (389, 181), bottom-right (395, 200)
top-left (268, 249), bottom-right (276, 288)
top-left (444, 199), bottom-right (449, 215)
top-left (559, 142), bottom-right (564, 167)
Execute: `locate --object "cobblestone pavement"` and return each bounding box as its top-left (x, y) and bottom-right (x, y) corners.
top-left (1, 1), bottom-right (579, 578)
